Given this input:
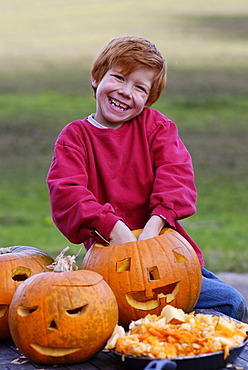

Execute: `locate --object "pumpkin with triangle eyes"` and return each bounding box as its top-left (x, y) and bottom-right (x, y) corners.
top-left (82, 228), bottom-right (202, 327)
top-left (8, 269), bottom-right (118, 365)
top-left (0, 246), bottom-right (53, 340)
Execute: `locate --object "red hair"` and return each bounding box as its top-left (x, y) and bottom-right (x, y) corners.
top-left (91, 36), bottom-right (166, 106)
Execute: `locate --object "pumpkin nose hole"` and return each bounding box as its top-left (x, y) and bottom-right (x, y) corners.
top-left (49, 320), bottom-right (58, 330)
top-left (0, 305), bottom-right (8, 318)
top-left (11, 267), bottom-right (31, 281)
top-left (147, 266), bottom-right (160, 281)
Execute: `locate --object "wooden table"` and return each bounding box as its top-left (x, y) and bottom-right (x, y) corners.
top-left (1, 340), bottom-right (248, 370)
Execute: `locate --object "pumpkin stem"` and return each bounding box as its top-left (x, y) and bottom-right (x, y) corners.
top-left (0, 247), bottom-right (12, 254)
top-left (46, 247), bottom-right (82, 272)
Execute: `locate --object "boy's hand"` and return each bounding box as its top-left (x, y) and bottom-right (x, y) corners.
top-left (138, 215), bottom-right (166, 240)
top-left (109, 220), bottom-right (137, 246)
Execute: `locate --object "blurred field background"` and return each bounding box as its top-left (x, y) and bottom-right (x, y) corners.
top-left (0, 0), bottom-right (248, 271)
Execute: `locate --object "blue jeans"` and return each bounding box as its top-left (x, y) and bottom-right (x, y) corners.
top-left (194, 268), bottom-right (248, 323)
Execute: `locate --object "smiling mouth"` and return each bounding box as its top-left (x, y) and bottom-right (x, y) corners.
top-left (109, 97), bottom-right (129, 111)
top-left (30, 344), bottom-right (81, 357)
top-left (126, 282), bottom-right (180, 310)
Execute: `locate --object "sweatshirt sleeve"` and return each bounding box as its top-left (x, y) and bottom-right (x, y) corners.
top-left (46, 124), bottom-right (121, 244)
top-left (148, 114), bottom-right (197, 228)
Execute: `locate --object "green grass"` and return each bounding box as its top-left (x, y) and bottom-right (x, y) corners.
top-left (0, 0), bottom-right (248, 270)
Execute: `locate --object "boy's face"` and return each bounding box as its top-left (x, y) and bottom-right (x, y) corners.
top-left (92, 67), bottom-right (154, 128)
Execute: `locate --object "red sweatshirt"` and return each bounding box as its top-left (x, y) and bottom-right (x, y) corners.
top-left (47, 107), bottom-right (204, 266)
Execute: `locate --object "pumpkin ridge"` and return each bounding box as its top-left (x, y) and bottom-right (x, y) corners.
top-left (163, 231), bottom-right (201, 310)
top-left (169, 231), bottom-right (197, 258)
top-left (29, 255), bottom-right (52, 270)
top-left (156, 234), bottom-right (176, 285)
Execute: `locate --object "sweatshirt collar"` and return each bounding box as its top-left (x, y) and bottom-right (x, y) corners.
top-left (87, 114), bottom-right (108, 129)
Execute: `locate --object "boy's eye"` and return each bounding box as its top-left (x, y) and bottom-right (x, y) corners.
top-left (136, 85), bottom-right (147, 94)
top-left (112, 74), bottom-right (124, 81)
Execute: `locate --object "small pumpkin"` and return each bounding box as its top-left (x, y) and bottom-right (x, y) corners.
top-left (82, 228), bottom-right (202, 327)
top-left (8, 248), bottom-right (118, 365)
top-left (0, 246), bottom-right (53, 340)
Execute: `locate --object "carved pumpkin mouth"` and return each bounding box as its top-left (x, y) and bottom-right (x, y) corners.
top-left (30, 344), bottom-right (81, 357)
top-left (126, 281), bottom-right (180, 310)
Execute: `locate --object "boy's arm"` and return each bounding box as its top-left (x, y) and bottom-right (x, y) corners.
top-left (47, 139), bottom-right (121, 245)
top-left (148, 115), bottom-right (197, 229)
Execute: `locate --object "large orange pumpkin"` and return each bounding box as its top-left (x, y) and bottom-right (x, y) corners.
top-left (8, 268), bottom-right (118, 365)
top-left (82, 228), bottom-right (202, 327)
top-left (0, 246), bottom-right (53, 340)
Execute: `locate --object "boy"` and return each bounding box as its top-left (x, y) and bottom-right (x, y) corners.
top-left (47, 36), bottom-right (247, 322)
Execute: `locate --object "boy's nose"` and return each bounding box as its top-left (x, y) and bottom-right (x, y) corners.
top-left (119, 84), bottom-right (132, 98)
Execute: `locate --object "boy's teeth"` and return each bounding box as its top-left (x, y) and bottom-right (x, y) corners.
top-left (109, 98), bottom-right (128, 110)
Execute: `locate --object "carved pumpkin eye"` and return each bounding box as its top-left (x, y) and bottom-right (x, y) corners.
top-left (66, 305), bottom-right (88, 316)
top-left (116, 258), bottom-right (131, 272)
top-left (0, 305), bottom-right (8, 318)
top-left (17, 306), bottom-right (38, 316)
top-left (11, 267), bottom-right (31, 281)
top-left (147, 266), bottom-right (160, 281)
top-left (173, 248), bottom-right (188, 263)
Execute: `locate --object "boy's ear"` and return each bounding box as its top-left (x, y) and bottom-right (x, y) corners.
top-left (91, 78), bottom-right (98, 88)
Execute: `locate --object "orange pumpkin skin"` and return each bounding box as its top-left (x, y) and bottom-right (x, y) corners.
top-left (9, 270), bottom-right (118, 365)
top-left (0, 246), bottom-right (53, 340)
top-left (82, 228), bottom-right (202, 327)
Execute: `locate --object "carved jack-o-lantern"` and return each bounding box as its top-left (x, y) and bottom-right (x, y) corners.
top-left (82, 228), bottom-right (202, 327)
top-left (0, 246), bottom-right (53, 340)
top-left (8, 268), bottom-right (118, 365)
